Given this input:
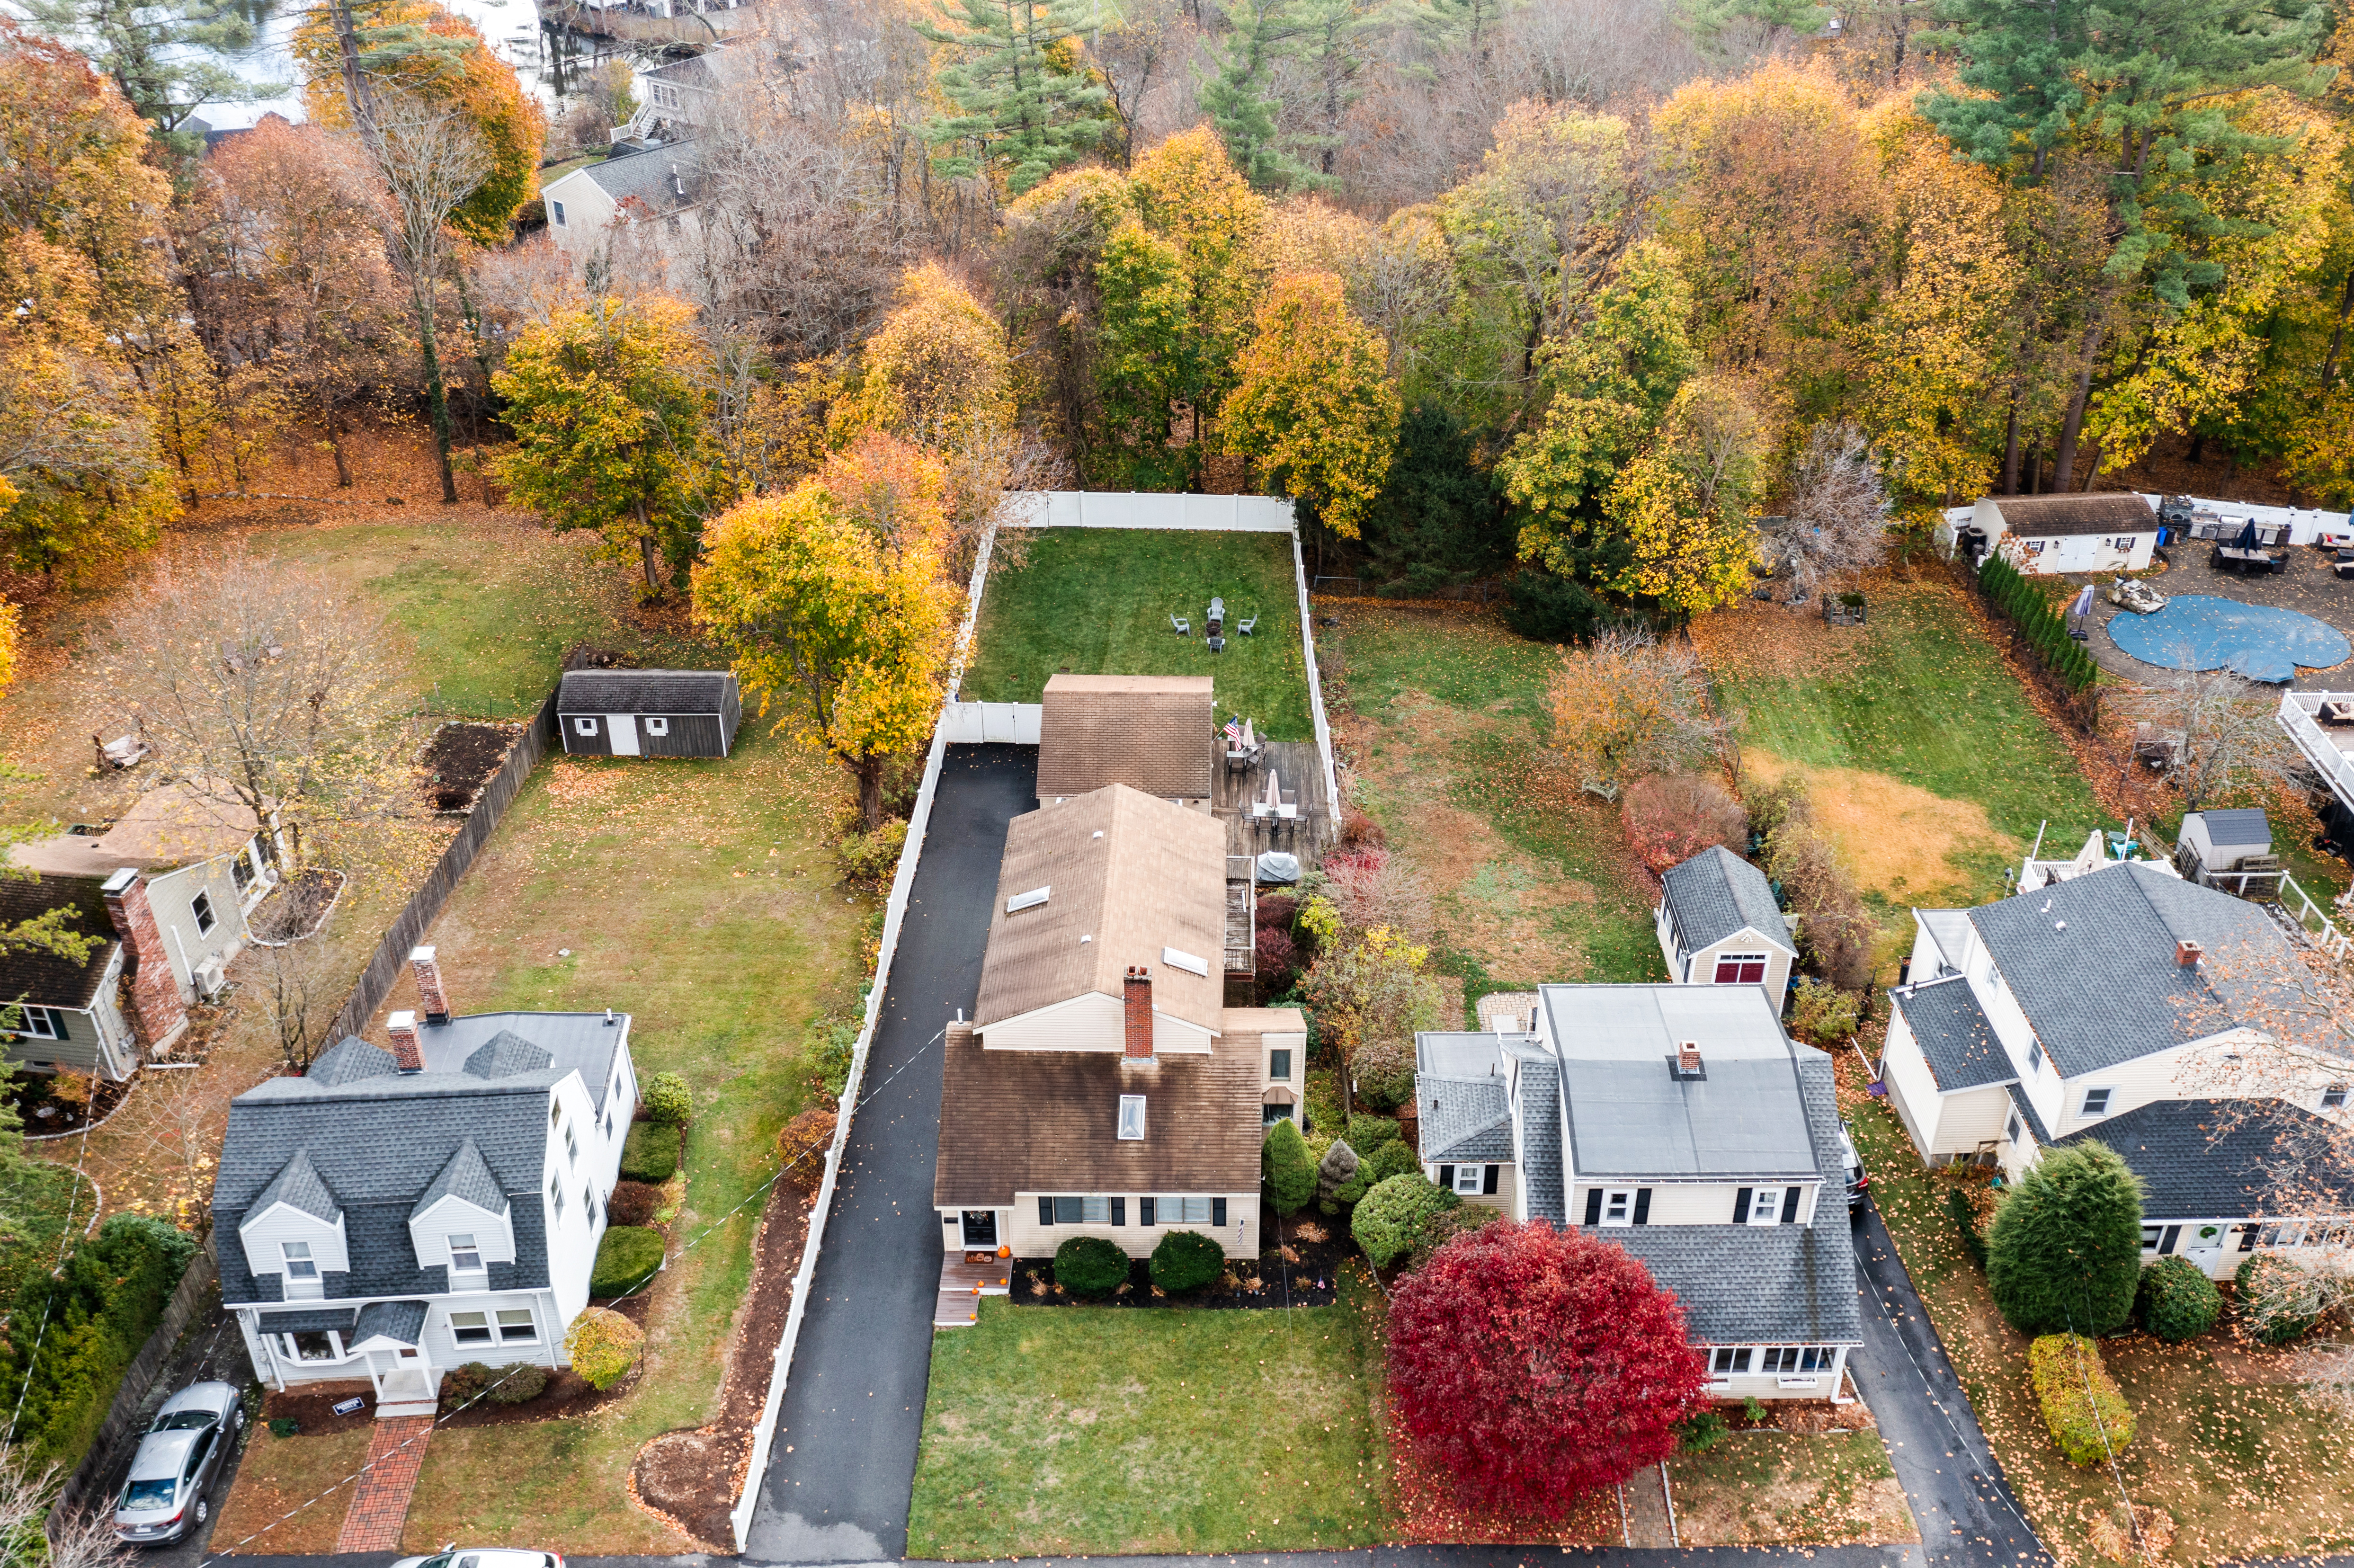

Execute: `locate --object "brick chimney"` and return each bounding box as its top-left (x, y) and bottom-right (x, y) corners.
top-left (410, 944), bottom-right (452, 1023)
top-left (1677, 1041), bottom-right (1703, 1076)
top-left (1123, 966), bottom-right (1153, 1060)
top-left (100, 868), bottom-right (187, 1053)
top-left (2176, 938), bottom-right (2204, 969)
top-left (387, 1009), bottom-right (424, 1073)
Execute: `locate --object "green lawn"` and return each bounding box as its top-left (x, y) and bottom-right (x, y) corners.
top-left (961, 529), bottom-right (1313, 739)
top-left (908, 1280), bottom-right (1392, 1558)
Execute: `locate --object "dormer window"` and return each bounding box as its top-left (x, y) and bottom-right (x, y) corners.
top-left (282, 1241), bottom-right (318, 1280)
top-left (449, 1233), bottom-right (483, 1273)
top-left (2026, 1041), bottom-right (2043, 1075)
top-left (565, 1124), bottom-right (580, 1166)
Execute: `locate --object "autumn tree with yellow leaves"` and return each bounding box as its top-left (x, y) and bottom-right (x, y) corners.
top-left (1220, 271), bottom-right (1402, 540)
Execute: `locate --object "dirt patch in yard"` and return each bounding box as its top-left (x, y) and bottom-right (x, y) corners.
top-left (628, 1156), bottom-right (818, 1549)
top-left (418, 721), bottom-right (523, 812)
top-left (1689, 593), bottom-right (1876, 682)
top-left (1745, 750), bottom-right (2012, 902)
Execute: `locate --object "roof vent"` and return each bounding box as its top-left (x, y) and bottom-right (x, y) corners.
top-left (1006, 885), bottom-right (1050, 914)
top-left (604, 1007), bottom-right (615, 1026)
top-left (2177, 938), bottom-right (2203, 968)
top-left (1162, 946), bottom-right (1210, 977)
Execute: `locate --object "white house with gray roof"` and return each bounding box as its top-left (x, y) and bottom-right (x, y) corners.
top-left (1655, 846), bottom-right (1797, 1009)
top-left (1882, 861), bottom-right (2354, 1277)
top-left (542, 144), bottom-right (704, 262)
top-left (214, 949), bottom-right (637, 1414)
top-left (1415, 984), bottom-right (1862, 1401)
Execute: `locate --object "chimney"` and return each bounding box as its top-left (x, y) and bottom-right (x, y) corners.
top-left (410, 945), bottom-right (451, 1023)
top-left (1123, 966), bottom-right (1153, 1060)
top-left (100, 868), bottom-right (187, 1054)
top-left (387, 1009), bottom-right (424, 1073)
top-left (1677, 1041), bottom-right (1703, 1077)
top-left (2176, 938), bottom-right (2204, 969)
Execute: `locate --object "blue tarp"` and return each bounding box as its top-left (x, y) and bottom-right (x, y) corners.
top-left (2108, 594), bottom-right (2351, 683)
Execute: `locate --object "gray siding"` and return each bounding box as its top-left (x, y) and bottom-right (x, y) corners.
top-left (561, 714), bottom-right (615, 757)
top-left (639, 713), bottom-right (729, 758)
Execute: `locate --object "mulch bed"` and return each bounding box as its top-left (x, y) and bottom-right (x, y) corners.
top-left (417, 721), bottom-right (522, 813)
top-left (16, 1072), bottom-right (132, 1137)
top-left (628, 1157), bottom-right (819, 1550)
top-left (1006, 1210), bottom-right (1354, 1310)
top-left (247, 868), bottom-right (346, 943)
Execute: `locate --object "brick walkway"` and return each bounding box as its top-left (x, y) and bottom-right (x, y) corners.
top-left (333, 1416), bottom-right (436, 1552)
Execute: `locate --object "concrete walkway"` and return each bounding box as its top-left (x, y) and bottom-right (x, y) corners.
top-left (741, 745), bottom-right (1035, 1564)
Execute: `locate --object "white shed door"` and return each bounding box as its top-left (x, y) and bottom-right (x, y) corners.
top-left (608, 714), bottom-right (640, 756)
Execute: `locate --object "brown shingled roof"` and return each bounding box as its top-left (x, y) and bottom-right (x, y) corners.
top-left (1988, 494), bottom-right (2157, 536)
top-left (1037, 674), bottom-right (1215, 801)
top-left (973, 785), bottom-right (1228, 1034)
top-left (933, 1016), bottom-right (1272, 1205)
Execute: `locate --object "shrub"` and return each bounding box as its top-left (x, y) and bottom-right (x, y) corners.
top-left (1988, 1142), bottom-right (2143, 1336)
top-left (837, 818), bottom-right (908, 886)
top-left (805, 1016), bottom-right (858, 1100)
top-left (0, 1214), bottom-right (199, 1468)
top-left (620, 1121), bottom-right (679, 1184)
top-left (1365, 1139), bottom-right (1423, 1184)
top-left (1255, 893), bottom-right (1298, 928)
top-left (1053, 1235), bottom-right (1131, 1296)
top-left (1346, 1114), bottom-right (1401, 1150)
top-left (1303, 1067), bottom-right (1344, 1134)
top-left (1338, 808), bottom-right (1388, 849)
top-left (1295, 894), bottom-right (1341, 950)
top-left (2027, 1333), bottom-right (2136, 1465)
top-left (1264, 1117), bottom-right (1317, 1214)
top-left (1504, 568), bottom-right (1603, 645)
top-left (1318, 1140), bottom-right (1367, 1210)
top-left (590, 1225), bottom-right (666, 1297)
top-left (1948, 1187), bottom-right (1988, 1269)
top-left (1677, 1410), bottom-right (1730, 1454)
top-left (1354, 1172), bottom-right (1459, 1269)
top-left (1621, 774), bottom-right (1748, 873)
top-left (2236, 1252), bottom-right (2330, 1345)
top-left (1150, 1230), bottom-right (1225, 1292)
top-left (1406, 1202), bottom-right (1496, 1273)
top-left (564, 1307), bottom-right (644, 1389)
top-left (606, 1181), bottom-right (661, 1227)
top-left (268, 1417), bottom-right (299, 1438)
top-left (1255, 924), bottom-right (1299, 985)
top-left (438, 1362), bottom-right (490, 1412)
top-left (1788, 977), bottom-right (1861, 1045)
top-left (642, 1071), bottom-right (693, 1127)
top-left (779, 1105), bottom-right (836, 1166)
top-left (484, 1363), bottom-right (550, 1404)
top-left (2136, 1257), bottom-right (2222, 1343)
top-left (1353, 1038), bottom-right (1417, 1111)
top-left (1389, 1219), bottom-right (1706, 1515)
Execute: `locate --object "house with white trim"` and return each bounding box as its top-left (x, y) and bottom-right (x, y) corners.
top-left (1655, 846), bottom-right (1798, 1009)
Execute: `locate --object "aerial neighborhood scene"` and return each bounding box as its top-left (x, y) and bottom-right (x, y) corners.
top-left (15, 0), bottom-right (2354, 1559)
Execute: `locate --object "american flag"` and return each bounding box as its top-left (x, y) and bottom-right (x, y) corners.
top-left (1223, 719), bottom-right (1244, 746)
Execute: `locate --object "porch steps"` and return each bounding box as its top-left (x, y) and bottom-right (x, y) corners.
top-left (935, 1253), bottom-right (1011, 1329)
top-left (333, 1415), bottom-right (436, 1552)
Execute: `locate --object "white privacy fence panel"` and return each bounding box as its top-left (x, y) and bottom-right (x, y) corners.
top-left (1019, 491), bottom-right (1298, 532)
top-left (939, 702), bottom-right (1043, 744)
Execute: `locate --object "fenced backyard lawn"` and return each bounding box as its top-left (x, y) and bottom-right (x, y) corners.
top-left (960, 528), bottom-right (1314, 740)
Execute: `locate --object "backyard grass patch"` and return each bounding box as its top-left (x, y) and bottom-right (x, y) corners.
top-left (961, 529), bottom-right (1312, 739)
top-left (214, 1425), bottom-right (374, 1556)
top-left (908, 1275), bottom-right (1391, 1557)
top-left (1669, 1430), bottom-right (1917, 1545)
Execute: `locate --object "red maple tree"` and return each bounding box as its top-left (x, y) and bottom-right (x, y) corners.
top-left (1387, 1220), bottom-right (1708, 1517)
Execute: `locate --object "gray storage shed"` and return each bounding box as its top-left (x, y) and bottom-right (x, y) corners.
top-left (557, 670), bottom-right (742, 759)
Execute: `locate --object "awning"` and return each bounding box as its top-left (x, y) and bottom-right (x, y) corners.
top-left (348, 1300), bottom-right (429, 1348)
top-left (254, 1308), bottom-right (358, 1334)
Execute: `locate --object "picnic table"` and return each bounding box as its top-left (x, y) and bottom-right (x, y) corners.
top-left (2211, 544), bottom-right (2282, 576)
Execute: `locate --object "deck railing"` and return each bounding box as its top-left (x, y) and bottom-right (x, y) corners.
top-left (2277, 691), bottom-right (2354, 814)
top-left (2276, 871), bottom-right (2354, 963)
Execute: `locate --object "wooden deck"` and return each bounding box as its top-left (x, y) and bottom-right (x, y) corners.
top-left (1213, 739), bottom-right (1333, 862)
top-left (934, 1252), bottom-right (1013, 1330)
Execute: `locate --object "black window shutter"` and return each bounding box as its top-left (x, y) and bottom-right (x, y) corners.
top-left (1438, 1165), bottom-right (1455, 1191)
top-left (1632, 1188), bottom-right (1651, 1225)
top-left (1483, 1165), bottom-right (1499, 1195)
top-left (1212, 1197), bottom-right (1227, 1226)
top-left (2159, 1225), bottom-right (2180, 1255)
top-left (1734, 1187), bottom-right (1752, 1223)
top-left (1583, 1188), bottom-right (1603, 1226)
top-left (2238, 1224), bottom-right (2259, 1252)
top-left (1781, 1186), bottom-right (1801, 1223)
top-left (1139, 1197), bottom-right (1155, 1227)
top-left (1039, 1196), bottom-right (1053, 1226)
top-left (1111, 1197), bottom-right (1125, 1225)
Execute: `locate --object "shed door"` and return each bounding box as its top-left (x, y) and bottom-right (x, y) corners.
top-left (608, 715), bottom-right (640, 756)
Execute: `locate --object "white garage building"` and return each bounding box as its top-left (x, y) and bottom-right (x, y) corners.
top-left (1955, 493), bottom-right (2161, 575)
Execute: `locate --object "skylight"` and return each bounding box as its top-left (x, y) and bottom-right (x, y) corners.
top-left (1117, 1095), bottom-right (1146, 1140)
top-left (1162, 946), bottom-right (1209, 977)
top-left (1006, 885), bottom-right (1050, 914)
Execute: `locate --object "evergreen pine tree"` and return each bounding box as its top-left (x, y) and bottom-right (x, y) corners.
top-left (26, 0), bottom-right (273, 151)
top-left (1987, 1142), bottom-right (2145, 1336)
top-left (1199, 0), bottom-right (1314, 190)
top-left (1264, 1117), bottom-right (1317, 1215)
top-left (918, 0), bottom-right (1111, 195)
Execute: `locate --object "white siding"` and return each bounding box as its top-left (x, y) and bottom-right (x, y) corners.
top-left (239, 1203), bottom-right (349, 1282)
top-left (1877, 1006), bottom-right (1944, 1160)
top-left (1425, 1161), bottom-right (1519, 1213)
top-left (408, 1194), bottom-right (517, 1281)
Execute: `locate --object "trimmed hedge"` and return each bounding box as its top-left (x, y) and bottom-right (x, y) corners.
top-left (1364, 1139), bottom-right (1423, 1184)
top-left (1052, 1235), bottom-right (1130, 1297)
top-left (0, 1214), bottom-right (199, 1470)
top-left (2136, 1256), bottom-right (2222, 1343)
top-left (620, 1121), bottom-right (679, 1183)
top-left (590, 1225), bottom-right (666, 1297)
top-left (643, 1071), bottom-right (693, 1127)
top-left (1150, 1230), bottom-right (1224, 1292)
top-left (1978, 556), bottom-right (2098, 693)
top-left (1352, 1172), bottom-right (1459, 1269)
top-left (2028, 1333), bottom-right (2136, 1466)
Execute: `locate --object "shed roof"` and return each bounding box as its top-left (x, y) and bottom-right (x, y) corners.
top-left (1659, 847), bottom-right (1792, 954)
top-left (557, 668), bottom-right (734, 715)
top-left (1036, 674), bottom-right (1216, 802)
top-left (972, 785), bottom-right (1227, 1035)
top-left (1986, 493), bottom-right (2158, 536)
top-left (2060, 1098), bottom-right (2354, 1218)
top-left (1891, 976), bottom-right (2014, 1091)
top-left (2185, 809), bottom-right (2271, 853)
top-left (351, 1299), bottom-right (429, 1347)
top-left (0, 874), bottom-right (116, 1009)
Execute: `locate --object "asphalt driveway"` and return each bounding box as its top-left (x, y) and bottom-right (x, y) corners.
top-left (741, 744), bottom-right (1034, 1565)
top-left (1849, 1200), bottom-right (2050, 1568)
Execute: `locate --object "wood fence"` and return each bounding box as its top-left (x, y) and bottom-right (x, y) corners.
top-left (46, 1238), bottom-right (218, 1531)
top-left (318, 687), bottom-right (561, 1048)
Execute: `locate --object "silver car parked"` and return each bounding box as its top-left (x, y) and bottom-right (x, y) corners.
top-left (393, 1547), bottom-right (566, 1568)
top-left (114, 1381), bottom-right (243, 1546)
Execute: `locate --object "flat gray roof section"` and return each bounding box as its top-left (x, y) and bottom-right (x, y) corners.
top-left (1539, 985), bottom-right (1820, 1180)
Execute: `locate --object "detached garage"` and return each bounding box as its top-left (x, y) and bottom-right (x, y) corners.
top-left (1955, 493), bottom-right (2161, 576)
top-left (558, 670), bottom-right (742, 759)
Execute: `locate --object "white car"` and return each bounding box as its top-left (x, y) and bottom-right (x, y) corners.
top-left (114, 1381), bottom-right (242, 1545)
top-left (394, 1549), bottom-right (566, 1568)
top-left (2108, 578), bottom-right (2168, 615)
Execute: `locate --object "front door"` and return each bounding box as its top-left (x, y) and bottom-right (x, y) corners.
top-left (2185, 1223), bottom-right (2227, 1275)
top-left (961, 1211), bottom-right (997, 1247)
top-left (608, 715), bottom-right (641, 756)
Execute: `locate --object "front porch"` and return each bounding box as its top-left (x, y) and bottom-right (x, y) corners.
top-left (935, 1251), bottom-right (1012, 1330)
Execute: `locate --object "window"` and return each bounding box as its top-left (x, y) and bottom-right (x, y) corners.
top-left (450, 1311), bottom-right (493, 1346)
top-left (2006, 1109), bottom-right (2024, 1144)
top-left (232, 846), bottom-right (255, 891)
top-left (282, 1241), bottom-right (318, 1280)
top-left (1262, 1102), bottom-right (1293, 1125)
top-left (7, 1006), bottom-right (64, 1041)
top-left (1740, 1187), bottom-right (1796, 1226)
top-left (2023, 540), bottom-right (2046, 556)
top-left (551, 1102), bottom-right (563, 1128)
top-left (583, 1186), bottom-right (597, 1224)
top-left (448, 1233), bottom-right (483, 1273)
top-left (1759, 1347), bottom-right (1830, 1375)
top-left (2026, 1041), bottom-right (2043, 1075)
top-left (645, 716), bottom-right (669, 736)
top-left (1711, 1347), bottom-right (1752, 1375)
top-left (2326, 1085), bottom-right (2348, 1111)
top-left (1268, 1048), bottom-right (1292, 1081)
top-left (2141, 1225), bottom-right (2163, 1251)
top-left (574, 716), bottom-right (597, 736)
top-left (191, 890), bottom-right (216, 936)
top-left (1116, 1095), bottom-right (1146, 1141)
top-left (497, 1309), bottom-right (537, 1343)
top-left (552, 200), bottom-right (566, 227)
top-left (1043, 1195), bottom-right (1111, 1224)
top-left (1602, 1188), bottom-right (1633, 1227)
top-left (550, 1177), bottom-right (565, 1220)
top-left (2081, 1087), bottom-right (2113, 1118)
top-left (565, 1124), bottom-right (580, 1165)
top-left (1713, 953), bottom-right (1768, 984)
top-left (1151, 1195), bottom-right (1212, 1225)
top-left (286, 1331), bottom-right (340, 1362)
top-left (1453, 1164), bottom-right (1484, 1195)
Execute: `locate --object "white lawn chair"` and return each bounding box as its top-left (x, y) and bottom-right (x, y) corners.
top-left (1169, 614), bottom-right (1191, 636)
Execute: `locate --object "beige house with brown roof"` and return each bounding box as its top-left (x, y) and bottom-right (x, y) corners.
top-left (934, 783), bottom-right (1300, 1260)
top-left (1035, 674), bottom-right (1214, 811)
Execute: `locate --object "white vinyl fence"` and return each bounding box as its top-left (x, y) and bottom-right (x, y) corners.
top-left (1018, 491), bottom-right (1298, 532)
top-left (937, 702), bottom-right (1042, 744)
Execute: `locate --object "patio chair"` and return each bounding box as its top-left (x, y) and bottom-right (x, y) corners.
top-left (1169, 614), bottom-right (1191, 636)
top-left (1236, 613), bottom-right (1258, 635)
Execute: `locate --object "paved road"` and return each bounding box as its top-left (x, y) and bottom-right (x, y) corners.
top-left (741, 745), bottom-right (1034, 1565)
top-left (1848, 1198), bottom-right (2051, 1568)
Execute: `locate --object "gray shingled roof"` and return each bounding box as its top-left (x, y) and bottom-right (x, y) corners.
top-left (1892, 977), bottom-right (2014, 1091)
top-left (1969, 862), bottom-right (2298, 1079)
top-left (1660, 846), bottom-right (1792, 955)
top-left (413, 1138), bottom-right (508, 1220)
top-left (1506, 1040), bottom-right (1564, 1224)
top-left (248, 1147), bottom-right (341, 1224)
top-left (558, 668), bottom-right (731, 716)
top-left (312, 1037), bottom-right (398, 1086)
top-left (253, 1307), bottom-right (356, 1333)
top-left (2189, 809), bottom-right (2270, 854)
top-left (2006, 1081), bottom-right (2052, 1145)
top-left (419, 1013), bottom-right (630, 1113)
top-left (465, 1031), bottom-right (554, 1079)
top-left (1416, 1032), bottom-right (1515, 1162)
top-left (2060, 1098), bottom-right (2354, 1218)
top-left (351, 1300), bottom-right (428, 1347)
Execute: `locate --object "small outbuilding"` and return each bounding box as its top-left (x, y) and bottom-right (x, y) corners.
top-left (1656, 846), bottom-right (1798, 1010)
top-left (1953, 493), bottom-right (2161, 576)
top-left (2173, 808), bottom-right (2278, 897)
top-left (557, 670), bottom-right (741, 759)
